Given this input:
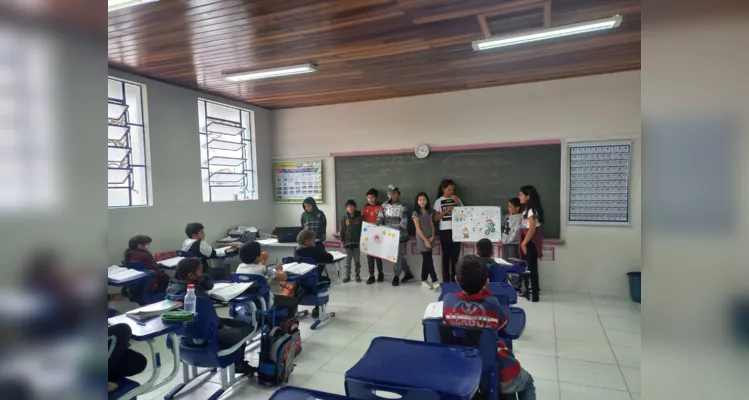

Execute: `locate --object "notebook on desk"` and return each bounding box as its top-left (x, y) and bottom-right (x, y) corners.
top-left (423, 301), bottom-right (444, 320)
top-left (108, 265), bottom-right (145, 282)
top-left (207, 282), bottom-right (255, 302)
top-left (329, 251), bottom-right (346, 261)
top-left (125, 299), bottom-right (182, 322)
top-left (492, 258), bottom-right (513, 266)
top-left (282, 262), bottom-right (316, 275)
top-left (158, 256), bottom-right (184, 268)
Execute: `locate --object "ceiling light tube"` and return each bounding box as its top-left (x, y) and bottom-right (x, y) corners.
top-left (223, 64), bottom-right (317, 82)
top-left (472, 15), bottom-right (622, 51)
top-left (108, 0), bottom-right (160, 12)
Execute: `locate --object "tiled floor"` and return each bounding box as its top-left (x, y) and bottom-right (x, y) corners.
top-left (122, 284), bottom-right (641, 400)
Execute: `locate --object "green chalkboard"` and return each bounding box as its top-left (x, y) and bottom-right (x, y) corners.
top-left (334, 144), bottom-right (561, 239)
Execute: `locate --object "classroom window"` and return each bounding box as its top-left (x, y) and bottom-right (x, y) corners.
top-left (108, 77), bottom-right (151, 208)
top-left (198, 99), bottom-right (257, 202)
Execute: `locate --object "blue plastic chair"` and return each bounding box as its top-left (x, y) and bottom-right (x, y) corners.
top-left (486, 264), bottom-right (508, 283)
top-left (438, 282), bottom-right (517, 306)
top-left (282, 256), bottom-right (335, 329)
top-left (346, 379), bottom-right (440, 400)
top-left (163, 295), bottom-right (256, 400)
top-left (122, 261), bottom-right (165, 306)
top-left (229, 273), bottom-right (271, 323)
top-left (270, 386), bottom-right (350, 400)
top-left (108, 378), bottom-right (140, 400)
top-left (501, 306), bottom-right (526, 340)
top-left (423, 323), bottom-right (501, 400)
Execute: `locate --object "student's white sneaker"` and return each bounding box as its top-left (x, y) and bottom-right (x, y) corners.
top-left (432, 281), bottom-right (441, 292)
top-left (421, 281), bottom-right (433, 289)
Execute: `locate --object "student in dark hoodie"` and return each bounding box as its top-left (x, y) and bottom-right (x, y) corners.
top-left (339, 199), bottom-right (363, 283)
top-left (123, 234), bottom-right (169, 294)
top-left (165, 258), bottom-right (254, 375)
top-left (301, 197), bottom-right (327, 251)
top-left (293, 230), bottom-right (334, 318)
top-left (377, 185), bottom-right (414, 286)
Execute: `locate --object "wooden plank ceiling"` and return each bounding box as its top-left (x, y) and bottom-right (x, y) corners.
top-left (108, 0), bottom-right (641, 109)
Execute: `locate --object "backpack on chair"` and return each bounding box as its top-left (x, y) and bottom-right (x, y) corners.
top-left (257, 326), bottom-right (297, 385)
top-left (279, 318), bottom-right (302, 357)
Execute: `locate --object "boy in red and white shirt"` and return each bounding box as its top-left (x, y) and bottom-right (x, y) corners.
top-left (361, 188), bottom-right (384, 284)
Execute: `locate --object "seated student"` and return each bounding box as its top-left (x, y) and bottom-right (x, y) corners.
top-left (166, 258), bottom-right (254, 374)
top-left (236, 242), bottom-right (298, 318)
top-left (108, 323), bottom-right (148, 393)
top-left (182, 222), bottom-right (224, 279)
top-left (476, 238), bottom-right (496, 267)
top-left (124, 234), bottom-right (169, 294)
top-left (293, 230), bottom-right (333, 318)
top-left (443, 255), bottom-right (536, 400)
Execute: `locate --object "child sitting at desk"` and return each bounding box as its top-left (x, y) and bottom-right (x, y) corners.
top-left (124, 234), bottom-right (169, 294)
top-left (294, 230), bottom-right (333, 318)
top-left (108, 323), bottom-right (147, 393)
top-left (182, 222), bottom-right (225, 280)
top-left (236, 242), bottom-right (299, 318)
top-left (476, 238), bottom-right (495, 267)
top-left (442, 255), bottom-right (536, 400)
top-left (166, 258), bottom-right (254, 375)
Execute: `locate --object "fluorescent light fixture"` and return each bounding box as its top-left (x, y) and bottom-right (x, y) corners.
top-left (472, 15), bottom-right (622, 51)
top-left (109, 0), bottom-right (160, 12)
top-left (223, 64), bottom-right (317, 82)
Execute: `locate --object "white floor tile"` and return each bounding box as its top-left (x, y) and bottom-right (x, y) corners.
top-left (513, 336), bottom-right (557, 357)
top-left (512, 353), bottom-right (558, 381)
top-left (559, 382), bottom-right (631, 400)
top-left (303, 327), bottom-right (362, 348)
top-left (366, 317), bottom-right (418, 337)
top-left (556, 339), bottom-right (617, 365)
top-left (600, 315), bottom-right (641, 332)
top-left (557, 358), bottom-right (628, 391)
top-left (631, 392), bottom-right (641, 400)
top-left (612, 345), bottom-right (641, 368)
top-left (605, 329), bottom-right (641, 348)
top-left (555, 324), bottom-right (609, 344)
top-left (320, 349), bottom-right (367, 374)
top-left (294, 344), bottom-right (344, 370)
top-left (532, 378), bottom-right (560, 400)
top-left (620, 366), bottom-right (641, 393)
top-left (300, 370), bottom-right (347, 395)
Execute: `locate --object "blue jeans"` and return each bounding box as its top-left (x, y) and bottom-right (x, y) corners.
top-left (501, 368), bottom-right (536, 400)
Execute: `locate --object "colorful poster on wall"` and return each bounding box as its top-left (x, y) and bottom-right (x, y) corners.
top-left (273, 160), bottom-right (323, 203)
top-left (451, 206), bottom-right (503, 242)
top-left (359, 222), bottom-right (401, 262)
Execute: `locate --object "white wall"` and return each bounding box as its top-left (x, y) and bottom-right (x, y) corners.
top-left (272, 71), bottom-right (641, 296)
top-left (106, 70), bottom-right (275, 264)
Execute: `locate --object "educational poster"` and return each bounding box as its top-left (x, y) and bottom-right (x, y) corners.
top-left (360, 222), bottom-right (401, 262)
top-left (273, 160), bottom-right (323, 203)
top-left (568, 141), bottom-right (631, 225)
top-left (451, 206), bottom-right (502, 243)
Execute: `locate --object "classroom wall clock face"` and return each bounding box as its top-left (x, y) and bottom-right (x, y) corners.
top-left (415, 144), bottom-right (430, 159)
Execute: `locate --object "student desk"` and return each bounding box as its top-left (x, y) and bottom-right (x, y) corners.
top-left (438, 282), bottom-right (518, 305)
top-left (345, 337), bottom-right (481, 400)
top-left (108, 312), bottom-right (181, 400)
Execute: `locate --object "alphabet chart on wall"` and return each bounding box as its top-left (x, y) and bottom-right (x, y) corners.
top-left (568, 141), bottom-right (631, 225)
top-left (273, 160), bottom-right (323, 203)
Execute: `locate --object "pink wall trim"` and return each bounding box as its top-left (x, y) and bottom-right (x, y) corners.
top-left (330, 139), bottom-right (561, 157)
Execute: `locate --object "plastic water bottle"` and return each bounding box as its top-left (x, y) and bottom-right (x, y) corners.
top-left (183, 284), bottom-right (197, 314)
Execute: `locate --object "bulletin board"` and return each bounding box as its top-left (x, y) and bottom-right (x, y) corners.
top-left (568, 140), bottom-right (632, 225)
top-left (273, 160), bottom-right (323, 203)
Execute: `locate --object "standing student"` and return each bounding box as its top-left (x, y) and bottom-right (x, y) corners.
top-left (518, 185), bottom-right (544, 302)
top-left (499, 197), bottom-right (523, 260)
top-left (413, 192), bottom-right (439, 290)
top-left (433, 179), bottom-right (463, 283)
top-left (301, 197), bottom-right (327, 252)
top-left (361, 188), bottom-right (384, 284)
top-left (377, 185), bottom-right (414, 286)
top-left (339, 199), bottom-right (363, 283)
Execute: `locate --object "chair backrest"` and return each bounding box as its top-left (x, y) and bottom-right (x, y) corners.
top-left (345, 378), bottom-right (440, 400)
top-left (231, 273), bottom-right (268, 287)
top-left (154, 250), bottom-right (177, 262)
top-left (165, 294), bottom-right (219, 349)
top-left (486, 264), bottom-right (507, 282)
top-left (427, 323), bottom-right (498, 372)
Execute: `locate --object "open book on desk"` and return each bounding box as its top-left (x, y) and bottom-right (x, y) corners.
top-left (215, 246), bottom-right (238, 258)
top-left (125, 299), bottom-right (182, 322)
top-left (423, 301), bottom-right (444, 320)
top-left (282, 262), bottom-right (317, 275)
top-left (328, 251), bottom-right (346, 262)
top-left (492, 258), bottom-right (513, 266)
top-left (158, 256), bottom-right (184, 268)
top-left (108, 265), bottom-right (146, 282)
top-left (207, 282), bottom-right (255, 302)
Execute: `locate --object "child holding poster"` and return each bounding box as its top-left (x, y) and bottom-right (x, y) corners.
top-left (377, 185), bottom-right (414, 286)
top-left (361, 188), bottom-right (384, 284)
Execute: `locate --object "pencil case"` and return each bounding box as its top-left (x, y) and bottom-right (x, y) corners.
top-left (161, 311), bottom-right (195, 323)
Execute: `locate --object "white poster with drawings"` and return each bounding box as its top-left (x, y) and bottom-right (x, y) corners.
top-left (359, 222), bottom-right (401, 262)
top-left (451, 206), bottom-right (503, 242)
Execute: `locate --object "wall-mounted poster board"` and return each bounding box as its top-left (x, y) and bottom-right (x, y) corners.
top-left (273, 160), bottom-right (323, 203)
top-left (568, 140), bottom-right (632, 225)
top-left (452, 206), bottom-right (503, 242)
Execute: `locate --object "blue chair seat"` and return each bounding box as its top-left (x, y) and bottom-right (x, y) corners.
top-left (270, 386), bottom-right (349, 400)
top-left (108, 378), bottom-right (140, 400)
